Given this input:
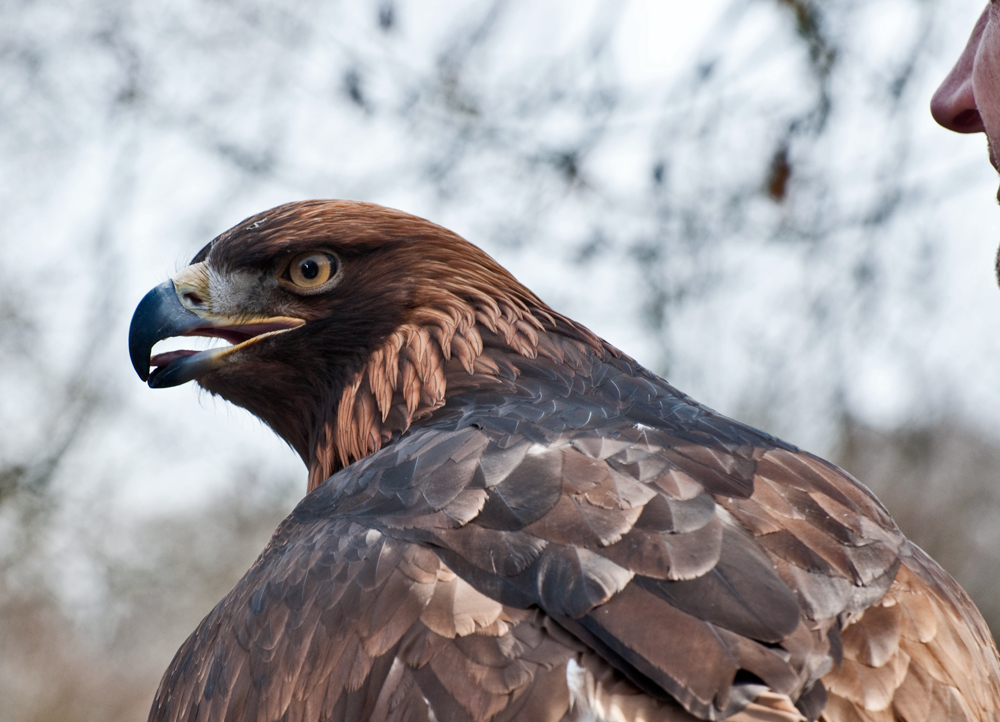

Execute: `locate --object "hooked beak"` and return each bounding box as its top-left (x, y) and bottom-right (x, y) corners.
top-left (128, 277), bottom-right (304, 389)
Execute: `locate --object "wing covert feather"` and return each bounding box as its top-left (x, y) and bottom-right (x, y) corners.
top-left (151, 517), bottom-right (583, 722)
top-left (153, 348), bottom-right (1000, 721)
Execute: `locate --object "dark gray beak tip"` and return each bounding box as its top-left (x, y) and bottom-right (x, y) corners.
top-left (128, 281), bottom-right (203, 384)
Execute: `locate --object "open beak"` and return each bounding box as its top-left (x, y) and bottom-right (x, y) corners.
top-left (128, 278), bottom-right (304, 389)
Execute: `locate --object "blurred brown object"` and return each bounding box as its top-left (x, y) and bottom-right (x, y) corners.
top-left (0, 474), bottom-right (294, 722)
top-left (837, 415), bottom-right (1000, 640)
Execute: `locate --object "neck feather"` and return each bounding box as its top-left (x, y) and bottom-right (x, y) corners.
top-left (306, 294), bottom-right (605, 491)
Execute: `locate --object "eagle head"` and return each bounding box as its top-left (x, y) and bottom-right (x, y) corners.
top-left (128, 200), bottom-right (592, 488)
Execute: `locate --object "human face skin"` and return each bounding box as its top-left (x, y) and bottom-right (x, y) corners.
top-left (932, 4), bottom-right (1000, 198)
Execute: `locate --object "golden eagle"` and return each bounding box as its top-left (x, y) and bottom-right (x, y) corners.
top-left (128, 200), bottom-right (1000, 721)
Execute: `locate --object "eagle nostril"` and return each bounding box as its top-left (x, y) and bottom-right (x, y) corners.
top-left (183, 291), bottom-right (205, 308)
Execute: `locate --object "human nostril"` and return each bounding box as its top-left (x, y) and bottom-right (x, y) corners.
top-left (953, 109), bottom-right (984, 131)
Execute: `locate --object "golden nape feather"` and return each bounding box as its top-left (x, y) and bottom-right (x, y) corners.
top-left (128, 200), bottom-right (1000, 721)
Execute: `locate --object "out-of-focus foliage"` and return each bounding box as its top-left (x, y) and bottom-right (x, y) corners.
top-left (0, 470), bottom-right (295, 722)
top-left (2, 0), bottom-right (999, 719)
top-left (837, 416), bottom-right (1000, 631)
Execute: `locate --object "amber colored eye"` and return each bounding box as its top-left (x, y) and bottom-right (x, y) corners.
top-left (284, 251), bottom-right (338, 290)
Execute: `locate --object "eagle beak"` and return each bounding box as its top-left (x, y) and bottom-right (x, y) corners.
top-left (129, 280), bottom-right (206, 384)
top-left (129, 274), bottom-right (305, 389)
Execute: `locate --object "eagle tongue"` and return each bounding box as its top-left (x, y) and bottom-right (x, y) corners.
top-left (150, 349), bottom-right (199, 368)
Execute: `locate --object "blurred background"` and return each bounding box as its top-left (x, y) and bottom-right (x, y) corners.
top-left (3, 0), bottom-right (1000, 718)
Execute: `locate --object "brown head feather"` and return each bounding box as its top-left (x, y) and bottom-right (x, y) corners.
top-left (194, 200), bottom-right (609, 490)
top-left (315, 235), bottom-right (607, 489)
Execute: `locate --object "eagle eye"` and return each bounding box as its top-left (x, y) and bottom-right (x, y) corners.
top-left (282, 251), bottom-right (339, 292)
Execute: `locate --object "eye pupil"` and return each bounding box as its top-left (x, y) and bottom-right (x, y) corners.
top-left (285, 251), bottom-right (338, 291)
top-left (301, 260), bottom-right (319, 279)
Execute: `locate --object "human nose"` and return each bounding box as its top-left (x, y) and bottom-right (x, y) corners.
top-left (931, 5), bottom-right (990, 133)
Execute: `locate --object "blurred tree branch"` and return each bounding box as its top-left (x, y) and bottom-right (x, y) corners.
top-left (1, 1), bottom-right (998, 719)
